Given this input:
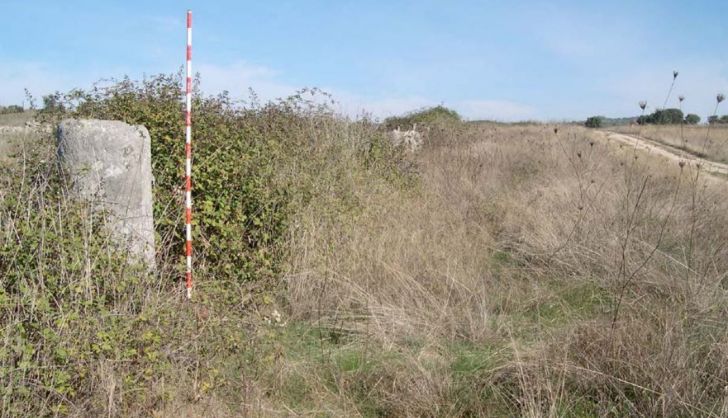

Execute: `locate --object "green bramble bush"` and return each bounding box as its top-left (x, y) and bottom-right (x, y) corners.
top-left (0, 133), bottom-right (188, 415)
top-left (2, 73), bottom-right (409, 416)
top-left (38, 75), bottom-right (408, 288)
top-left (39, 74), bottom-right (291, 287)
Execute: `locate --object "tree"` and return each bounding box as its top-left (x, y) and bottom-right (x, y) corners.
top-left (640, 108), bottom-right (684, 125)
top-left (654, 108), bottom-right (684, 124)
top-left (685, 114), bottom-right (700, 125)
top-left (585, 116), bottom-right (603, 128)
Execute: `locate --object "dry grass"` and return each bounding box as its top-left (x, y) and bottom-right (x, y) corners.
top-left (0, 110), bottom-right (36, 127)
top-left (3, 113), bottom-right (728, 416)
top-left (284, 122), bottom-right (728, 416)
top-left (611, 124), bottom-right (728, 163)
top-left (0, 130), bottom-right (31, 165)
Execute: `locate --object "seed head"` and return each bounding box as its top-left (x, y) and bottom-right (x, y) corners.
top-left (639, 101), bottom-right (647, 110)
top-left (673, 70), bottom-right (679, 79)
top-left (678, 160), bottom-right (685, 169)
top-left (678, 95), bottom-right (685, 103)
top-left (718, 94), bottom-right (725, 104)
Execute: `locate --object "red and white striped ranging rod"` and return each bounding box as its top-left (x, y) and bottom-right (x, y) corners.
top-left (184, 10), bottom-right (193, 299)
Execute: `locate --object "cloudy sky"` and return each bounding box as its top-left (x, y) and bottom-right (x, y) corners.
top-left (2, 0), bottom-right (727, 121)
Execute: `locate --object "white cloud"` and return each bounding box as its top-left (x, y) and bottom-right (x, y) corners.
top-left (330, 93), bottom-right (433, 119)
top-left (455, 100), bottom-right (536, 121)
top-left (0, 60), bottom-right (132, 108)
top-left (1, 59), bottom-right (540, 121)
top-left (196, 61), bottom-right (537, 121)
top-left (0, 61), bottom-right (74, 106)
top-left (196, 61), bottom-right (295, 102)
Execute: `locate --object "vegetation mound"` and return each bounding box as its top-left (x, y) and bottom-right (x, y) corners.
top-left (383, 105), bottom-right (461, 130)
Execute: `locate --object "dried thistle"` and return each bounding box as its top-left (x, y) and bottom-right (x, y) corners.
top-left (718, 93), bottom-right (725, 104)
top-left (679, 95), bottom-right (685, 103)
top-left (663, 71), bottom-right (679, 108)
top-left (639, 101), bottom-right (647, 110)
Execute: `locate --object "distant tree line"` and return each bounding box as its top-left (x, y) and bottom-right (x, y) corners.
top-left (636, 108), bottom-right (700, 125)
top-left (708, 115), bottom-right (728, 124)
top-left (0, 105), bottom-right (24, 115)
top-left (585, 109), bottom-right (701, 129)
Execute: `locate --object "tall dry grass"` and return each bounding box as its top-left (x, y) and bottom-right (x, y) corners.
top-left (285, 122), bottom-right (728, 416)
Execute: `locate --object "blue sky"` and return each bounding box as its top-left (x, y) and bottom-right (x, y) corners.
top-left (2, 0), bottom-right (727, 121)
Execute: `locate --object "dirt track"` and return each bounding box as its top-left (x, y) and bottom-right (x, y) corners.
top-left (598, 130), bottom-right (728, 178)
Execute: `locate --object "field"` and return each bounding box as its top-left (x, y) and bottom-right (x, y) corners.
top-left (2, 87), bottom-right (728, 417)
top-left (611, 123), bottom-right (728, 163)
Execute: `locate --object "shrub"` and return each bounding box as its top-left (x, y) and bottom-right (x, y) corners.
top-left (0, 133), bottom-right (196, 415)
top-left (584, 116), bottom-right (603, 128)
top-left (4, 74), bottom-right (411, 416)
top-left (35, 72), bottom-right (408, 298)
top-left (42, 92), bottom-right (65, 113)
top-left (38, 76), bottom-right (295, 286)
top-left (685, 113), bottom-right (700, 124)
top-left (383, 105), bottom-right (461, 130)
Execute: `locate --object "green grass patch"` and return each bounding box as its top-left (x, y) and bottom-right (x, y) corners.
top-left (451, 341), bottom-right (508, 377)
top-left (527, 280), bottom-right (611, 324)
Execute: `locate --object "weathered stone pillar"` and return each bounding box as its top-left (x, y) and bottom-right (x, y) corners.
top-left (57, 119), bottom-right (155, 268)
